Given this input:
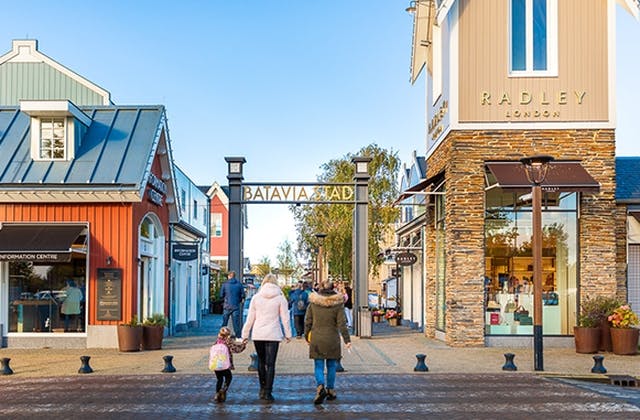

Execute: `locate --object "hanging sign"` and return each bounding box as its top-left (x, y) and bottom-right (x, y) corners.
top-left (172, 244), bottom-right (198, 261)
top-left (395, 252), bottom-right (417, 266)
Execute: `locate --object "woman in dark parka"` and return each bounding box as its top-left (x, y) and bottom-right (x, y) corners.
top-left (304, 280), bottom-right (352, 404)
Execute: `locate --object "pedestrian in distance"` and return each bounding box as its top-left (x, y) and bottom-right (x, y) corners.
top-left (289, 281), bottom-right (309, 338)
top-left (304, 279), bottom-right (352, 405)
top-left (61, 279), bottom-right (83, 332)
top-left (344, 282), bottom-right (353, 329)
top-left (220, 271), bottom-right (245, 338)
top-left (241, 273), bottom-right (292, 402)
top-left (209, 326), bottom-right (248, 403)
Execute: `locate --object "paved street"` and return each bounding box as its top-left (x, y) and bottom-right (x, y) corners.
top-left (1, 373), bottom-right (639, 419)
top-left (1, 315), bottom-right (639, 418)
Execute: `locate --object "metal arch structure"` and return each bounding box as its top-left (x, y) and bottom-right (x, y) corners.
top-left (225, 156), bottom-right (371, 337)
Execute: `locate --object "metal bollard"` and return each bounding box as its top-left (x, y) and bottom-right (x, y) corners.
top-left (414, 353), bottom-right (429, 372)
top-left (78, 355), bottom-right (93, 374)
top-left (336, 358), bottom-right (345, 373)
top-left (1, 357), bottom-right (13, 375)
top-left (502, 353), bottom-right (517, 371)
top-left (162, 355), bottom-right (176, 373)
top-left (248, 353), bottom-right (259, 371)
top-left (591, 355), bottom-right (607, 374)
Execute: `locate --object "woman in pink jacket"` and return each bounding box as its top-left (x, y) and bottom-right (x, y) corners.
top-left (241, 273), bottom-right (292, 401)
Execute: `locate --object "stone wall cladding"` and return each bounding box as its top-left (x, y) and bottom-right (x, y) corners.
top-left (422, 129), bottom-right (616, 347)
top-left (615, 206), bottom-right (629, 301)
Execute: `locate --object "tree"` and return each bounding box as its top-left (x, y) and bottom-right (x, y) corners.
top-left (276, 239), bottom-right (300, 283)
top-left (252, 256), bottom-right (272, 278)
top-left (291, 143), bottom-right (400, 281)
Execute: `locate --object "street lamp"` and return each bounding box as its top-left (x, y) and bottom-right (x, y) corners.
top-left (520, 154), bottom-right (554, 372)
top-left (315, 233), bottom-right (327, 285)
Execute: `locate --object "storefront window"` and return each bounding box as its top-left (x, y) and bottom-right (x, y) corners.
top-left (484, 190), bottom-right (577, 335)
top-left (8, 258), bottom-right (86, 333)
top-left (434, 188), bottom-right (446, 332)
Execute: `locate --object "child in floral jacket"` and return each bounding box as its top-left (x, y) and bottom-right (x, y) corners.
top-left (211, 326), bottom-right (247, 403)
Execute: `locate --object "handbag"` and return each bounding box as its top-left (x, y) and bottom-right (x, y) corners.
top-left (514, 305), bottom-right (529, 321)
top-left (504, 301), bottom-right (516, 313)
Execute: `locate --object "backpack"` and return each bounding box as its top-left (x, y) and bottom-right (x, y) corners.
top-left (209, 342), bottom-right (231, 371)
top-left (296, 294), bottom-right (306, 311)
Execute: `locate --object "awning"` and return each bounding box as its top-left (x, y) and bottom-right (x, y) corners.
top-left (0, 224), bottom-right (86, 262)
top-left (394, 171), bottom-right (445, 205)
top-left (630, 211), bottom-right (640, 225)
top-left (485, 161), bottom-right (600, 193)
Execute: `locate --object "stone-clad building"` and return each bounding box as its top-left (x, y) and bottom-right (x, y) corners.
top-left (403, 0), bottom-right (639, 347)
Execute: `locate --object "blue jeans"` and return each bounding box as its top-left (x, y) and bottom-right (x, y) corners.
top-left (222, 308), bottom-right (243, 338)
top-left (314, 359), bottom-right (337, 389)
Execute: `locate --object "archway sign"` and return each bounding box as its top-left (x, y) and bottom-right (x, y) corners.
top-left (225, 156), bottom-right (371, 337)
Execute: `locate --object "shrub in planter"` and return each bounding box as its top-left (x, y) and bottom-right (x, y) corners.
top-left (142, 313), bottom-right (167, 351)
top-left (574, 301), bottom-right (600, 354)
top-left (118, 315), bottom-right (142, 352)
top-left (608, 305), bottom-right (639, 356)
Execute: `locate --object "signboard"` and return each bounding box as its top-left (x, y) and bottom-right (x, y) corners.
top-left (172, 244), bottom-right (198, 261)
top-left (395, 252), bottom-right (417, 266)
top-left (97, 268), bottom-right (122, 321)
top-left (0, 252), bottom-right (71, 263)
top-left (242, 183), bottom-right (355, 203)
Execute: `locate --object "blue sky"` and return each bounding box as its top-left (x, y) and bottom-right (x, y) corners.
top-left (1, 1), bottom-right (638, 264)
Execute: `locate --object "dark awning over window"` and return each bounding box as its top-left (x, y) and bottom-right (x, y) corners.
top-left (629, 211), bottom-right (640, 225)
top-left (485, 161), bottom-right (600, 193)
top-left (394, 171), bottom-right (445, 205)
top-left (0, 224), bottom-right (85, 262)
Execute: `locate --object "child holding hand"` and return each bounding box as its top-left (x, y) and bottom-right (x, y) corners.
top-left (210, 326), bottom-right (248, 403)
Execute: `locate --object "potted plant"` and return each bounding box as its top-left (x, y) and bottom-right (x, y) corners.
top-left (385, 309), bottom-right (399, 326)
top-left (372, 309), bottom-right (383, 323)
top-left (142, 313), bottom-right (167, 350)
top-left (608, 304), bottom-right (639, 355)
top-left (574, 297), bottom-right (601, 353)
top-left (591, 296), bottom-right (623, 352)
top-left (117, 315), bottom-right (142, 352)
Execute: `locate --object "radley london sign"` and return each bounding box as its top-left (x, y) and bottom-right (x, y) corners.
top-left (481, 89), bottom-right (587, 119)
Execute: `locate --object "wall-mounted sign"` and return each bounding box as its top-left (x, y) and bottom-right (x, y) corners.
top-left (172, 244), bottom-right (198, 261)
top-left (480, 89), bottom-right (587, 120)
top-left (395, 252), bottom-right (418, 266)
top-left (243, 184), bottom-right (354, 203)
top-left (97, 268), bottom-right (122, 321)
top-left (0, 252), bottom-right (71, 262)
top-left (147, 173), bottom-right (167, 206)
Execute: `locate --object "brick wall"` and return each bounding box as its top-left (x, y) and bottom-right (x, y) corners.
top-left (422, 129), bottom-right (616, 346)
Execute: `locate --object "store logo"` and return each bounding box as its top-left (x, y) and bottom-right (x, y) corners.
top-left (395, 252), bottom-right (417, 266)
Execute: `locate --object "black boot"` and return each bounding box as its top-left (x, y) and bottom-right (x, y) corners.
top-left (263, 388), bottom-right (274, 402)
top-left (214, 391), bottom-right (223, 403)
top-left (326, 388), bottom-right (337, 400)
top-left (220, 385), bottom-right (228, 403)
top-left (313, 385), bottom-right (327, 405)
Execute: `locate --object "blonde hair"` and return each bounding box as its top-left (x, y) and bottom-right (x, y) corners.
top-left (218, 326), bottom-right (231, 339)
top-left (261, 273), bottom-right (278, 287)
top-left (320, 280), bottom-right (333, 291)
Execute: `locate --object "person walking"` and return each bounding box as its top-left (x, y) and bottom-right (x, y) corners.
top-left (304, 279), bottom-right (351, 405)
top-left (61, 279), bottom-right (83, 332)
top-left (344, 283), bottom-right (353, 329)
top-left (221, 271), bottom-right (245, 338)
top-left (241, 273), bottom-right (292, 402)
top-left (209, 326), bottom-right (247, 403)
top-left (289, 281), bottom-right (309, 338)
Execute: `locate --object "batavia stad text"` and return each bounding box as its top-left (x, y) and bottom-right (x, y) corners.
top-left (243, 185), bottom-right (354, 202)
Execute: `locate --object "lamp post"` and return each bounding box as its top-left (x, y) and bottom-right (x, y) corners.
top-left (315, 233), bottom-right (327, 285)
top-left (520, 154), bottom-right (554, 372)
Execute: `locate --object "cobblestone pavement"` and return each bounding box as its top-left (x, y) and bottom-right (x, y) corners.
top-left (1, 373), bottom-right (639, 419)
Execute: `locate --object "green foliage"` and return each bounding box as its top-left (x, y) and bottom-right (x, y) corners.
top-left (282, 285), bottom-right (292, 300)
top-left (291, 143), bottom-right (400, 280)
top-left (580, 295), bottom-right (623, 326)
top-left (276, 240), bottom-right (301, 281)
top-left (143, 313), bottom-right (167, 327)
top-left (121, 315), bottom-right (140, 327)
top-left (253, 256), bottom-right (272, 278)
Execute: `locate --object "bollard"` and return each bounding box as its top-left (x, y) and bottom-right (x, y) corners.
top-left (502, 353), bottom-right (517, 371)
top-left (162, 355), bottom-right (176, 373)
top-left (336, 358), bottom-right (345, 373)
top-left (591, 355), bottom-right (607, 374)
top-left (414, 353), bottom-right (429, 372)
top-left (248, 353), bottom-right (259, 371)
top-left (78, 355), bottom-right (93, 374)
top-left (1, 357), bottom-right (13, 375)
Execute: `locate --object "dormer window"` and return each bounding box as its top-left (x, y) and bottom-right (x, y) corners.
top-left (20, 100), bottom-right (91, 162)
top-left (39, 118), bottom-right (66, 159)
top-left (509, 0), bottom-right (558, 77)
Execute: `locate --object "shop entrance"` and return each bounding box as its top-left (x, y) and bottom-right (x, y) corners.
top-left (225, 156), bottom-right (371, 336)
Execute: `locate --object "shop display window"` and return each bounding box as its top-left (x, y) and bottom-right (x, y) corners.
top-left (8, 258), bottom-right (86, 333)
top-left (484, 190), bottom-right (577, 335)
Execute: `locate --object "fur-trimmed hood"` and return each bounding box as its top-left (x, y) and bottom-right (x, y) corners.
top-left (308, 291), bottom-right (345, 307)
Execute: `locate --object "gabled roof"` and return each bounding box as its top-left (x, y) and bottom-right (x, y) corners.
top-left (0, 40), bottom-right (112, 106)
top-left (616, 157), bottom-right (640, 203)
top-left (0, 104), bottom-right (168, 202)
top-left (202, 182), bottom-right (230, 208)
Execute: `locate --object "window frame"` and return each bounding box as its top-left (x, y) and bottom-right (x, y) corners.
top-left (30, 116), bottom-right (73, 161)
top-left (508, 0), bottom-right (558, 78)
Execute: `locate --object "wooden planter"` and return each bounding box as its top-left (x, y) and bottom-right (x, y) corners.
top-left (573, 326), bottom-right (600, 354)
top-left (142, 325), bottom-right (165, 350)
top-left (610, 328), bottom-right (639, 355)
top-left (599, 321), bottom-right (612, 352)
top-left (117, 325), bottom-right (142, 352)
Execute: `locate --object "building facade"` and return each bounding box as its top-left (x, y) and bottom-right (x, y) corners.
top-left (405, 0), bottom-right (639, 346)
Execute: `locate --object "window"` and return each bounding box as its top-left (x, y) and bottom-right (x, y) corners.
top-left (193, 200), bottom-right (198, 220)
top-left (181, 189), bottom-right (186, 211)
top-left (39, 118), bottom-right (66, 159)
top-left (211, 213), bottom-right (223, 237)
top-left (510, 0), bottom-right (557, 76)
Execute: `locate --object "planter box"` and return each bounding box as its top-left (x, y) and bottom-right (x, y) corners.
top-left (117, 325), bottom-right (142, 352)
top-left (142, 325), bottom-right (164, 350)
top-left (574, 326), bottom-right (600, 354)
